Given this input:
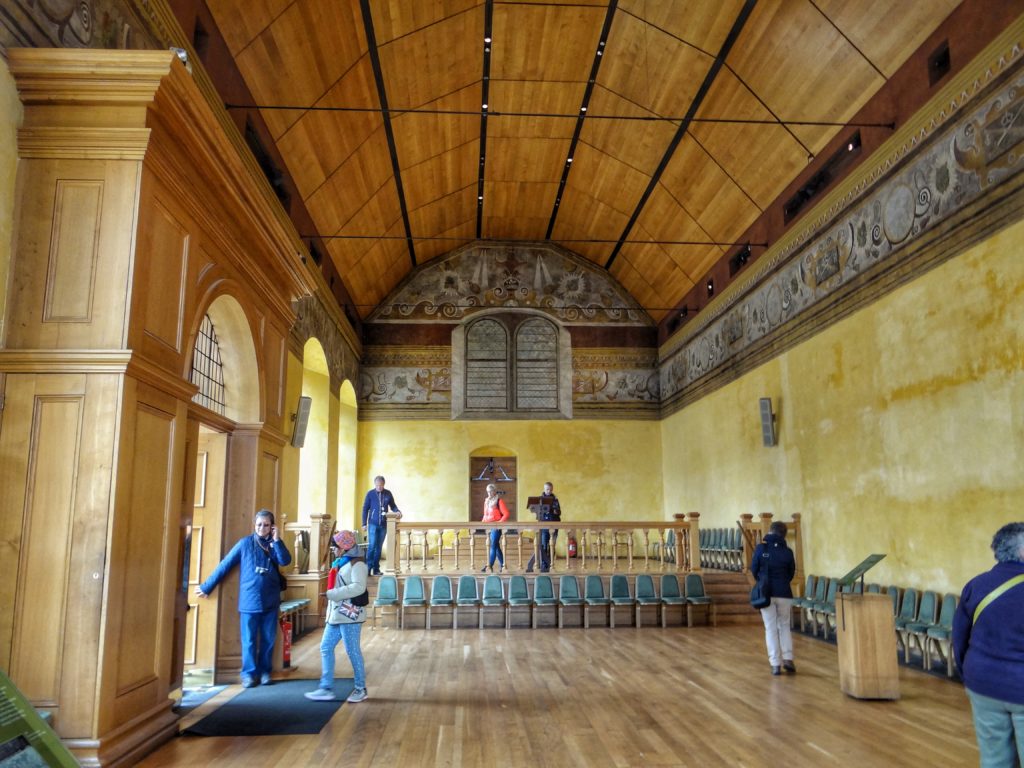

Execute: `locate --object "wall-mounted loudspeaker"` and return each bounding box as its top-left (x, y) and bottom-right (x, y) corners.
top-left (759, 397), bottom-right (777, 447)
top-left (291, 395), bottom-right (312, 448)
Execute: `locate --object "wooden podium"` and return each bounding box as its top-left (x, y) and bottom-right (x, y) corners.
top-left (836, 593), bottom-right (900, 699)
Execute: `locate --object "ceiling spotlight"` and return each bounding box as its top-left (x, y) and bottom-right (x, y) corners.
top-left (679, 306), bottom-right (698, 318)
top-left (482, 103), bottom-right (488, 110)
top-left (484, 36), bottom-right (491, 43)
top-left (567, 157), bottom-right (573, 164)
top-left (478, 195), bottom-right (483, 201)
top-left (581, 107), bottom-right (587, 113)
top-left (706, 279), bottom-right (715, 297)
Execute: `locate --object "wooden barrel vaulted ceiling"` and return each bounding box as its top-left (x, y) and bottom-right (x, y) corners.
top-left (199, 0), bottom-right (960, 323)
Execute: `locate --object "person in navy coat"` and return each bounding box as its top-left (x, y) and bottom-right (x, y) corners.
top-left (751, 521), bottom-right (796, 676)
top-left (196, 509), bottom-right (292, 687)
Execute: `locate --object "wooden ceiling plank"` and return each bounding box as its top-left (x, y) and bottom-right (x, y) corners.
top-left (370, 0), bottom-right (483, 44)
top-left (492, 2), bottom-right (606, 82)
top-left (402, 142), bottom-right (480, 212)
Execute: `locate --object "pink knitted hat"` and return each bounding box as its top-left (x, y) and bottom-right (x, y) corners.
top-left (333, 530), bottom-right (358, 555)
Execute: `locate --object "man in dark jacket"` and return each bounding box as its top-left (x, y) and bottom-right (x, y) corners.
top-left (751, 521), bottom-right (796, 676)
top-left (953, 521), bottom-right (1024, 767)
top-left (361, 475), bottom-right (401, 576)
top-left (197, 509), bottom-right (291, 687)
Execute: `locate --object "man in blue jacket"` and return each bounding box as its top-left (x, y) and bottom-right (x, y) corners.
top-left (362, 476), bottom-right (401, 576)
top-left (953, 521), bottom-right (1024, 767)
top-left (196, 509), bottom-right (292, 687)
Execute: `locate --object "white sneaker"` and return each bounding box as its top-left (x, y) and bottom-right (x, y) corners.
top-left (346, 687), bottom-right (368, 703)
top-left (304, 688), bottom-right (335, 701)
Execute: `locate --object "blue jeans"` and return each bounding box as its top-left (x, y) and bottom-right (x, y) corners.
top-left (967, 689), bottom-right (1024, 767)
top-left (488, 529), bottom-right (504, 568)
top-left (319, 621), bottom-right (365, 691)
top-left (366, 524), bottom-right (385, 573)
top-left (239, 609), bottom-right (278, 679)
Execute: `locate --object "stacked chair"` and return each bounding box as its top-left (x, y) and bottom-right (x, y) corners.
top-left (659, 574), bottom-right (687, 627)
top-left (480, 574), bottom-right (506, 628)
top-left (583, 575), bottom-right (610, 628)
top-left (558, 575), bottom-right (584, 628)
top-left (454, 574), bottom-right (480, 629)
top-left (924, 593), bottom-right (959, 677)
top-left (609, 574), bottom-right (635, 628)
top-left (532, 575), bottom-right (558, 628)
top-left (400, 575), bottom-right (427, 628)
top-left (506, 575), bottom-right (532, 628)
top-left (684, 573), bottom-right (715, 627)
top-left (427, 575), bottom-right (454, 629)
top-left (372, 574), bottom-right (400, 629)
top-left (634, 574), bottom-right (660, 628)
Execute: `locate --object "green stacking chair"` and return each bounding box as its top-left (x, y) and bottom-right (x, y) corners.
top-left (558, 575), bottom-right (584, 628)
top-left (506, 575), bottom-right (532, 628)
top-left (634, 574), bottom-right (659, 628)
top-left (925, 593), bottom-right (959, 677)
top-left (401, 575), bottom-right (427, 629)
top-left (684, 573), bottom-right (715, 627)
top-left (791, 574), bottom-right (817, 630)
top-left (660, 573), bottom-right (687, 627)
top-left (454, 574), bottom-right (480, 630)
top-left (811, 578), bottom-right (839, 638)
top-left (583, 575), bottom-right (610, 628)
top-left (866, 583), bottom-right (881, 594)
top-left (372, 574), bottom-right (400, 629)
top-left (609, 574), bottom-right (635, 628)
top-left (427, 575), bottom-right (454, 630)
top-left (886, 585), bottom-right (901, 617)
top-left (900, 589), bottom-right (936, 663)
top-left (532, 574), bottom-right (558, 628)
top-left (480, 574), bottom-right (506, 628)
top-left (799, 575), bottom-right (827, 633)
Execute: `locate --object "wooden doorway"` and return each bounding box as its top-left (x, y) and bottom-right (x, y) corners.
top-left (469, 456), bottom-right (517, 522)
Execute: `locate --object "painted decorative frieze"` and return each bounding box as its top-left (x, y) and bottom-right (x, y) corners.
top-left (661, 67), bottom-right (1024, 403)
top-left (370, 242), bottom-right (651, 326)
top-left (359, 347), bottom-right (452, 404)
top-left (572, 349), bottom-right (659, 404)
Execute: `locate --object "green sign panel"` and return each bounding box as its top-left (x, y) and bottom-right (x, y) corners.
top-left (0, 669), bottom-right (79, 767)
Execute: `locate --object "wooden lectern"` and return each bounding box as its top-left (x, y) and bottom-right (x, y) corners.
top-left (836, 592), bottom-right (900, 699)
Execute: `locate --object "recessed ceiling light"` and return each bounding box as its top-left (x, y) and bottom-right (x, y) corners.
top-left (484, 36), bottom-right (491, 43)
top-left (580, 107), bottom-right (587, 112)
top-left (567, 157), bottom-right (573, 163)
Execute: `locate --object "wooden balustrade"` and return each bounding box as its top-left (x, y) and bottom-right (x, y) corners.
top-left (382, 515), bottom-right (702, 574)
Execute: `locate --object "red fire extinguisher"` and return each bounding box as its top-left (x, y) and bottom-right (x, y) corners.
top-left (567, 534), bottom-right (578, 558)
top-left (280, 617), bottom-right (293, 668)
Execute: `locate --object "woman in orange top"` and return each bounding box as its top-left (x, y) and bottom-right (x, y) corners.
top-left (481, 483), bottom-right (510, 572)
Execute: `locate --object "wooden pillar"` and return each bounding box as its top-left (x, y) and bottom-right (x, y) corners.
top-left (687, 512), bottom-right (701, 572)
top-left (790, 512), bottom-right (805, 595)
top-left (0, 50), bottom-right (182, 766)
top-left (739, 513), bottom-right (755, 570)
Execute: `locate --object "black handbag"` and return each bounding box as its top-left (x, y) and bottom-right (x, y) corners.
top-left (750, 573), bottom-right (771, 609)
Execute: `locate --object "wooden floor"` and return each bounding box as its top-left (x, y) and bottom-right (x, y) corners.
top-left (140, 624), bottom-right (977, 768)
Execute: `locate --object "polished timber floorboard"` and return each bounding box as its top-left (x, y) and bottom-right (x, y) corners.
top-left (141, 624), bottom-right (977, 768)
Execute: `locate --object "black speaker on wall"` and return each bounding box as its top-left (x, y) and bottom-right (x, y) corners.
top-left (291, 395), bottom-right (312, 448)
top-left (759, 397), bottom-right (777, 447)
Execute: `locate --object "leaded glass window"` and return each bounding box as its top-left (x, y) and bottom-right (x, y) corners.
top-left (190, 314), bottom-right (226, 415)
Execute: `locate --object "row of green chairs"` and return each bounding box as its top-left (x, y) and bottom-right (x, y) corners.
top-left (793, 575), bottom-right (959, 678)
top-left (373, 573), bottom-right (715, 629)
top-left (699, 528), bottom-right (743, 571)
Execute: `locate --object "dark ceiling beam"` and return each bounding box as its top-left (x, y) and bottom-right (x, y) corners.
top-left (477, 0), bottom-right (494, 238)
top-left (545, 0), bottom-right (618, 239)
top-left (360, 0), bottom-right (416, 268)
top-left (605, 0), bottom-right (759, 270)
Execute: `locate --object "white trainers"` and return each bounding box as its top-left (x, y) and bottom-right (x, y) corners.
top-left (346, 687), bottom-right (368, 703)
top-left (303, 688), bottom-right (335, 701)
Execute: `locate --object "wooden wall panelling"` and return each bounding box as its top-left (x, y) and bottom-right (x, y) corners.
top-left (0, 370), bottom-right (122, 736)
top-left (103, 378), bottom-right (185, 733)
top-left (6, 159), bottom-right (140, 350)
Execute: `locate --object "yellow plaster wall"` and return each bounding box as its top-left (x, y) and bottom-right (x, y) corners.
top-left (0, 59), bottom-right (22, 340)
top-left (356, 419), bottom-right (662, 525)
top-left (279, 350), bottom-right (304, 520)
top-left (662, 220), bottom-right (1024, 594)
top-left (337, 381), bottom-right (358, 529)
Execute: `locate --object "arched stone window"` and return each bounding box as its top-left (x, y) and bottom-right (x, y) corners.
top-left (454, 313), bottom-right (571, 419)
top-left (466, 318), bottom-right (508, 411)
top-left (190, 313), bottom-right (226, 416)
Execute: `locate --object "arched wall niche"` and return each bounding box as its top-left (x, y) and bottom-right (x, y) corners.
top-left (189, 290), bottom-right (262, 424)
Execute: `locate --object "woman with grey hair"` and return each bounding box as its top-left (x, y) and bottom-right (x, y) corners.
top-left (953, 522), bottom-right (1024, 767)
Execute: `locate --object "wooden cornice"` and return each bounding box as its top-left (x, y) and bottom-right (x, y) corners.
top-left (0, 349), bottom-right (132, 373)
